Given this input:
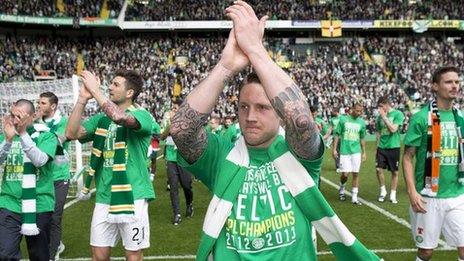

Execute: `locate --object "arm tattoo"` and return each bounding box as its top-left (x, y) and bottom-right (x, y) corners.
top-left (271, 84), bottom-right (321, 160)
top-left (170, 102), bottom-right (209, 164)
top-left (101, 101), bottom-right (140, 129)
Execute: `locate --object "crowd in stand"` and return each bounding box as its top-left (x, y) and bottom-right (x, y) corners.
top-left (1, 1), bottom-right (463, 21)
top-left (0, 0), bottom-right (122, 18)
top-left (0, 34), bottom-right (463, 132)
top-left (125, 0), bottom-right (464, 21)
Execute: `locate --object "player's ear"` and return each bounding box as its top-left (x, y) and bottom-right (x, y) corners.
top-left (126, 89), bottom-right (134, 100)
top-left (431, 82), bottom-right (439, 93)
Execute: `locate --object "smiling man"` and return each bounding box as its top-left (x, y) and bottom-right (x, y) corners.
top-left (66, 70), bottom-right (156, 261)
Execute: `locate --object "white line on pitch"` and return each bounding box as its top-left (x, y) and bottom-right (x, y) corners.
top-left (317, 247), bottom-right (453, 255)
top-left (63, 188), bottom-right (96, 209)
top-left (321, 176), bottom-right (450, 248)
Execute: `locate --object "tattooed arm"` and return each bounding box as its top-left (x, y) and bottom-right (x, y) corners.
top-left (403, 145), bottom-right (426, 213)
top-left (270, 85), bottom-right (321, 160)
top-left (170, 65), bottom-right (232, 164)
top-left (100, 101), bottom-right (140, 129)
top-left (171, 103), bottom-right (210, 164)
top-left (171, 28), bottom-right (249, 164)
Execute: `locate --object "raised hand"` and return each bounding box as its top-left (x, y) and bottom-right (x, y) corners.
top-left (225, 1), bottom-right (268, 56)
top-left (219, 28), bottom-right (249, 74)
top-left (79, 79), bottom-right (93, 101)
top-left (33, 109), bottom-right (43, 122)
top-left (13, 108), bottom-right (34, 135)
top-left (378, 107), bottom-right (387, 118)
top-left (80, 71), bottom-right (101, 96)
top-left (2, 116), bottom-right (16, 142)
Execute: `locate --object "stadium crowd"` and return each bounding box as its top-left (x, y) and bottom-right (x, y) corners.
top-left (1, 0), bottom-right (463, 21)
top-left (0, 0), bottom-right (121, 18)
top-left (0, 35), bottom-right (463, 132)
top-left (125, 0), bottom-right (464, 21)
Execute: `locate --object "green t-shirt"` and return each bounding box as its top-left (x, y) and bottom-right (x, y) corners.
top-left (335, 115), bottom-right (366, 155)
top-left (178, 133), bottom-right (323, 260)
top-left (44, 115), bottom-right (71, 181)
top-left (206, 125), bottom-right (223, 135)
top-left (79, 108), bottom-right (156, 204)
top-left (222, 123), bottom-right (241, 143)
top-left (160, 118), bottom-right (177, 162)
top-left (164, 136), bottom-right (177, 162)
top-left (315, 116), bottom-right (328, 136)
top-left (0, 132), bottom-right (58, 213)
top-left (375, 109), bottom-right (405, 149)
top-left (147, 120), bottom-right (161, 167)
top-left (404, 107), bottom-right (464, 198)
top-left (329, 115), bottom-right (341, 133)
top-left (151, 121), bottom-right (161, 136)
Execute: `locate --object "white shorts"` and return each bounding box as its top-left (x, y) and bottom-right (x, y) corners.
top-left (339, 153), bottom-right (361, 173)
top-left (90, 199), bottom-right (150, 251)
top-left (409, 194), bottom-right (464, 248)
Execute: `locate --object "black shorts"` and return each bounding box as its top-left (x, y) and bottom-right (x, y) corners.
top-left (376, 148), bottom-right (400, 172)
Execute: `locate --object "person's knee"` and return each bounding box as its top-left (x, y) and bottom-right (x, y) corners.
top-left (125, 250), bottom-right (143, 261)
top-left (417, 248), bottom-right (433, 260)
top-left (92, 247), bottom-right (110, 261)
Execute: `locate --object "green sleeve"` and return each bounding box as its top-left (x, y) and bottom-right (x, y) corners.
top-left (79, 113), bottom-right (105, 144)
top-left (0, 135), bottom-right (4, 143)
top-left (54, 118), bottom-right (68, 136)
top-left (130, 109), bottom-right (153, 136)
top-left (37, 132), bottom-right (58, 159)
top-left (404, 114), bottom-right (425, 147)
top-left (394, 111), bottom-right (405, 127)
top-left (375, 116), bottom-right (381, 132)
top-left (334, 118), bottom-right (343, 136)
top-left (222, 127), bottom-right (238, 142)
top-left (177, 132), bottom-right (230, 191)
top-left (316, 118), bottom-right (328, 135)
top-left (55, 118), bottom-right (70, 150)
top-left (360, 121), bottom-right (367, 139)
top-left (151, 121), bottom-right (161, 135)
top-left (321, 122), bottom-right (329, 135)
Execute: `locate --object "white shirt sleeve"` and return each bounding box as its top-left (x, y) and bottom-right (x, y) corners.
top-left (19, 133), bottom-right (50, 167)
